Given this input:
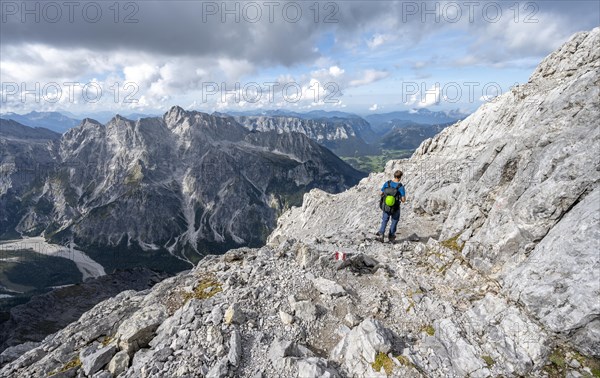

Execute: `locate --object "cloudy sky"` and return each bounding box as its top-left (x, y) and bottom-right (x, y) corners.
top-left (1, 0), bottom-right (598, 116)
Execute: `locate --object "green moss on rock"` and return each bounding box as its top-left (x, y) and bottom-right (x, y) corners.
top-left (372, 352), bottom-right (394, 376)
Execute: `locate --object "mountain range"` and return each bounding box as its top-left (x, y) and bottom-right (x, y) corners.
top-left (0, 108), bottom-right (364, 266)
top-left (364, 109), bottom-right (466, 135)
top-left (233, 114), bottom-right (380, 157)
top-left (0, 112), bottom-right (81, 134)
top-left (380, 121), bottom-right (453, 150)
top-left (0, 111), bottom-right (161, 133)
top-left (2, 109), bottom-right (467, 159)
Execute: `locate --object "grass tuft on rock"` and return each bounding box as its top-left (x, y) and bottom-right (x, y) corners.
top-left (48, 356), bottom-right (81, 376)
top-left (482, 355), bottom-right (495, 367)
top-left (166, 274), bottom-right (223, 315)
top-left (184, 275), bottom-right (223, 302)
top-left (421, 324), bottom-right (435, 336)
top-left (543, 347), bottom-right (600, 378)
top-left (440, 234), bottom-right (464, 253)
top-left (396, 355), bottom-right (413, 367)
top-left (101, 335), bottom-right (114, 347)
top-left (372, 352), bottom-right (394, 376)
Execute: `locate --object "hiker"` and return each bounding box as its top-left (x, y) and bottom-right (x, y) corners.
top-left (376, 170), bottom-right (406, 242)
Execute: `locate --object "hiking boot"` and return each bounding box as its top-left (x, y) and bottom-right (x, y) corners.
top-left (375, 232), bottom-right (384, 242)
top-left (388, 234), bottom-right (396, 243)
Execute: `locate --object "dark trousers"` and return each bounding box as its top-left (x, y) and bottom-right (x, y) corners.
top-left (379, 208), bottom-right (400, 236)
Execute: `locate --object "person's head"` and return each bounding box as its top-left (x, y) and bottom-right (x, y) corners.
top-left (394, 170), bottom-right (403, 180)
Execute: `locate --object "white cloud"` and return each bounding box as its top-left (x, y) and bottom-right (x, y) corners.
top-left (123, 64), bottom-right (161, 88)
top-left (217, 58), bottom-right (255, 81)
top-left (369, 104), bottom-right (378, 111)
top-left (405, 84), bottom-right (441, 108)
top-left (328, 66), bottom-right (345, 78)
top-left (349, 69), bottom-right (390, 87)
top-left (367, 34), bottom-right (394, 49)
top-left (1, 1), bottom-right (596, 114)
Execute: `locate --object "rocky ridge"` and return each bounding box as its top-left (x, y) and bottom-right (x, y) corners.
top-left (0, 28), bottom-right (598, 378)
top-left (234, 115), bottom-right (379, 156)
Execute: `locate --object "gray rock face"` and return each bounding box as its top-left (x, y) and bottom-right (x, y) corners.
top-left (206, 357), bottom-right (229, 378)
top-left (228, 330), bottom-right (242, 367)
top-left (117, 306), bottom-right (167, 355)
top-left (504, 187), bottom-right (600, 357)
top-left (279, 311), bottom-right (294, 325)
top-left (80, 344), bottom-right (116, 376)
top-left (297, 357), bottom-right (339, 378)
top-left (0, 342), bottom-right (39, 365)
top-left (224, 303), bottom-right (245, 325)
top-left (0, 119), bottom-right (60, 237)
top-left (292, 300), bottom-right (317, 322)
top-left (312, 277), bottom-right (346, 297)
top-left (331, 318), bottom-right (393, 375)
top-left (1, 27), bottom-right (598, 378)
top-left (1, 109), bottom-right (364, 260)
top-left (107, 350), bottom-right (129, 376)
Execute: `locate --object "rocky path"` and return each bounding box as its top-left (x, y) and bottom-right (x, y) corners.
top-left (2, 229), bottom-right (598, 377)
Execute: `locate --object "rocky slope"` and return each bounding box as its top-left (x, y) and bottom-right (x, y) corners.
top-left (1, 109), bottom-right (364, 261)
top-left (0, 120), bottom-right (60, 239)
top-left (271, 26), bottom-right (600, 360)
top-left (0, 28), bottom-right (598, 378)
top-left (0, 268), bottom-right (167, 355)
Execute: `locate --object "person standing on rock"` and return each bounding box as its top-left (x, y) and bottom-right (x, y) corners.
top-left (376, 170), bottom-right (406, 243)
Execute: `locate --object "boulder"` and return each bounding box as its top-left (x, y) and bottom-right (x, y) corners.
top-left (279, 311), bottom-right (294, 325)
top-left (292, 301), bottom-right (317, 322)
top-left (224, 303), bottom-right (246, 325)
top-left (117, 306), bottom-right (167, 355)
top-left (80, 344), bottom-right (117, 376)
top-left (312, 277), bottom-right (346, 297)
top-left (331, 318), bottom-right (393, 376)
top-left (108, 350), bottom-right (130, 376)
top-left (228, 330), bottom-right (242, 367)
top-left (297, 357), bottom-right (339, 378)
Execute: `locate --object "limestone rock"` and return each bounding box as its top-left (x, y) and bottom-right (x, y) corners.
top-left (279, 311), bottom-right (294, 325)
top-left (297, 357), bottom-right (340, 378)
top-left (80, 344), bottom-right (117, 376)
top-left (292, 301), bottom-right (317, 322)
top-left (117, 306), bottom-right (167, 355)
top-left (331, 318), bottom-right (393, 376)
top-left (207, 357), bottom-right (229, 378)
top-left (312, 277), bottom-right (346, 297)
top-left (108, 350), bottom-right (130, 376)
top-left (224, 303), bottom-right (246, 325)
top-left (228, 330), bottom-right (242, 367)
top-left (2, 26), bottom-right (599, 378)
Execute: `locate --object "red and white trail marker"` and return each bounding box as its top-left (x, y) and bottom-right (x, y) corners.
top-left (334, 251), bottom-right (346, 261)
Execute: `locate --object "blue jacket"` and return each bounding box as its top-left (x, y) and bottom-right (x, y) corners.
top-left (381, 181), bottom-right (406, 197)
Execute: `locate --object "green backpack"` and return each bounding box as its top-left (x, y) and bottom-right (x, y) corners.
top-left (379, 181), bottom-right (403, 213)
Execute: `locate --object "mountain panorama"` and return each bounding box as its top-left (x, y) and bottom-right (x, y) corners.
top-left (0, 109), bottom-right (465, 160)
top-left (1, 109), bottom-right (364, 263)
top-left (0, 27), bottom-right (599, 378)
